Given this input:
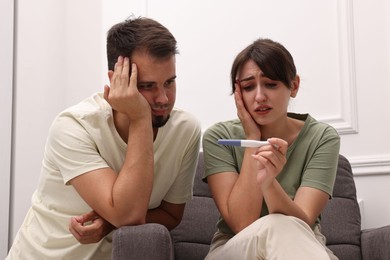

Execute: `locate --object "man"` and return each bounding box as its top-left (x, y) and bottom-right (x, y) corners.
top-left (7, 17), bottom-right (201, 259)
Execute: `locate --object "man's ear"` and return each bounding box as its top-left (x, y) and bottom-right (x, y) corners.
top-left (290, 75), bottom-right (300, 98)
top-left (107, 70), bottom-right (114, 81)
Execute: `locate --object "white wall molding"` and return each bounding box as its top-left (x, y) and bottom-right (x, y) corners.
top-left (349, 154), bottom-right (390, 176)
top-left (319, 0), bottom-right (359, 135)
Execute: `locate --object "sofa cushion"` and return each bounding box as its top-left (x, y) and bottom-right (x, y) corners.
top-left (171, 196), bottom-right (219, 259)
top-left (361, 226), bottom-right (390, 259)
top-left (171, 196), bottom-right (219, 245)
top-left (192, 151), bottom-right (212, 197)
top-left (112, 223), bottom-right (174, 260)
top-left (321, 155), bottom-right (362, 259)
top-left (171, 152), bottom-right (219, 259)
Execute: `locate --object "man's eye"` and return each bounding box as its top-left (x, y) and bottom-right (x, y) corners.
top-left (138, 84), bottom-right (154, 90)
top-left (164, 79), bottom-right (175, 88)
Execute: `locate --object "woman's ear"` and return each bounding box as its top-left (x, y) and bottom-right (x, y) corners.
top-left (290, 75), bottom-right (300, 98)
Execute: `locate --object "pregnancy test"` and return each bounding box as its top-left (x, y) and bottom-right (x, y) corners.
top-left (217, 139), bottom-right (269, 148)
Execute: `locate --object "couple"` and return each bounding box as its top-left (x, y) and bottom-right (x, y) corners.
top-left (7, 17), bottom-right (339, 260)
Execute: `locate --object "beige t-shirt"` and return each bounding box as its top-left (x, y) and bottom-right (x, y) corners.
top-left (7, 93), bottom-right (201, 260)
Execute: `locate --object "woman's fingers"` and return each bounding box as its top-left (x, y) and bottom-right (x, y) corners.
top-left (252, 138), bottom-right (288, 172)
top-left (267, 138), bottom-right (288, 156)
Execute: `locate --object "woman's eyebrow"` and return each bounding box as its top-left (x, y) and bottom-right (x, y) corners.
top-left (238, 76), bottom-right (255, 83)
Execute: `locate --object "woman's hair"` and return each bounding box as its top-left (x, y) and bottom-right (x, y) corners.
top-left (106, 17), bottom-right (178, 70)
top-left (230, 38), bottom-right (297, 93)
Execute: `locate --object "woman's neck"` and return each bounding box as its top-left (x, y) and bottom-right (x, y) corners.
top-left (260, 116), bottom-right (304, 146)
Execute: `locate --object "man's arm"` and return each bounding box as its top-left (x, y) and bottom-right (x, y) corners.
top-left (146, 201), bottom-right (185, 230)
top-left (70, 201), bottom-right (184, 244)
top-left (70, 57), bottom-right (154, 228)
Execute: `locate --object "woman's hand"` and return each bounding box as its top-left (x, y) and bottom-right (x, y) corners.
top-left (234, 83), bottom-right (261, 140)
top-left (251, 138), bottom-right (288, 190)
top-left (69, 211), bottom-right (115, 244)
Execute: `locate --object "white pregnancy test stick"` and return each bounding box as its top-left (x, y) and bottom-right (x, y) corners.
top-left (217, 139), bottom-right (269, 148)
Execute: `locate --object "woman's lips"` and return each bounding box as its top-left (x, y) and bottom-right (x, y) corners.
top-left (254, 106), bottom-right (271, 115)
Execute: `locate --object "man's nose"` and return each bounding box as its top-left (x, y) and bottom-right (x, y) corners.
top-left (155, 87), bottom-right (168, 104)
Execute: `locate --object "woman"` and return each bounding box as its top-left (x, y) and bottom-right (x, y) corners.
top-left (202, 38), bottom-right (340, 260)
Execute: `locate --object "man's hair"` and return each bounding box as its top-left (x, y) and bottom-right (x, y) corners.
top-left (230, 38), bottom-right (297, 93)
top-left (106, 17), bottom-right (178, 70)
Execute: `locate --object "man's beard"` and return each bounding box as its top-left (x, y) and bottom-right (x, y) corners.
top-left (152, 115), bottom-right (170, 128)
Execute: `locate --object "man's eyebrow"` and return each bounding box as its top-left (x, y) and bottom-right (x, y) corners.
top-left (137, 81), bottom-right (155, 85)
top-left (138, 75), bottom-right (177, 85)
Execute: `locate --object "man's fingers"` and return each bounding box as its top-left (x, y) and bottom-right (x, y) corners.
top-left (74, 210), bottom-right (98, 223)
top-left (71, 218), bottom-right (100, 236)
top-left (110, 56), bottom-right (128, 92)
top-left (128, 63), bottom-right (138, 89)
top-left (113, 56), bottom-right (123, 79)
top-left (120, 57), bottom-right (130, 87)
top-left (103, 85), bottom-right (110, 101)
top-left (83, 210), bottom-right (99, 221)
top-left (69, 218), bottom-right (82, 239)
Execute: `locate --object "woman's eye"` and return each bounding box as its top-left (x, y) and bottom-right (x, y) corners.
top-left (242, 85), bottom-right (255, 91)
top-left (265, 83), bottom-right (277, 89)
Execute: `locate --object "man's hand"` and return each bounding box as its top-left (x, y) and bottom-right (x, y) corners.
top-left (69, 211), bottom-right (115, 244)
top-left (104, 56), bottom-right (151, 121)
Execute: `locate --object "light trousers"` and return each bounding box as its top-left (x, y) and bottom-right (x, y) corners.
top-left (205, 214), bottom-right (338, 260)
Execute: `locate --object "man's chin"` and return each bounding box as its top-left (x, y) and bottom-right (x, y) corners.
top-left (152, 115), bottom-right (170, 128)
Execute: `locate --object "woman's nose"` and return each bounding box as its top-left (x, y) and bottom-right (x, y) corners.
top-left (255, 85), bottom-right (267, 102)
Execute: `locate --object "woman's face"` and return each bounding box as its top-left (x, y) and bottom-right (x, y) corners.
top-left (236, 59), bottom-right (299, 126)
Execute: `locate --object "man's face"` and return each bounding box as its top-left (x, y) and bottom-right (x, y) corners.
top-left (131, 52), bottom-right (176, 128)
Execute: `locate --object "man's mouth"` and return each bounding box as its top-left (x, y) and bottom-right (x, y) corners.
top-left (152, 108), bottom-right (168, 116)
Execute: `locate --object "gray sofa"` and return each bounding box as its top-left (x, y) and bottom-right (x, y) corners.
top-left (112, 153), bottom-right (390, 260)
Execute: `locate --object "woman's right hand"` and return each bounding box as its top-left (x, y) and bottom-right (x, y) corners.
top-left (234, 83), bottom-right (261, 140)
top-left (251, 138), bottom-right (288, 191)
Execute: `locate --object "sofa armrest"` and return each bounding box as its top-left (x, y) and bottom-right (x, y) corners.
top-left (361, 225), bottom-right (390, 260)
top-left (112, 223), bottom-right (174, 260)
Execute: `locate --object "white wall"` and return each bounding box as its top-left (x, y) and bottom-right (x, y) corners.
top-left (0, 0), bottom-right (14, 257)
top-left (2, 0), bottom-right (390, 257)
top-left (4, 0), bottom-right (105, 257)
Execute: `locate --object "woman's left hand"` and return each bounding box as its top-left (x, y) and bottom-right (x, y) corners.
top-left (251, 138), bottom-right (288, 190)
top-left (234, 83), bottom-right (261, 140)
